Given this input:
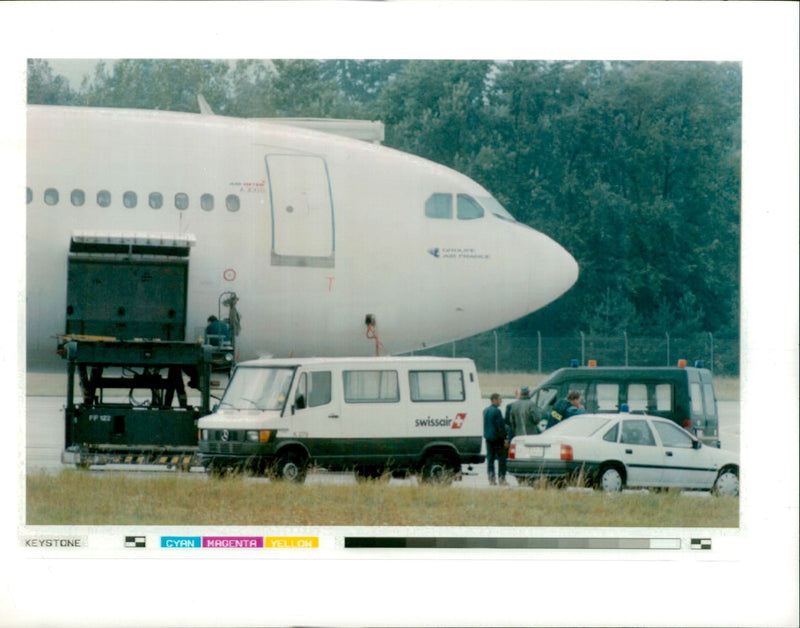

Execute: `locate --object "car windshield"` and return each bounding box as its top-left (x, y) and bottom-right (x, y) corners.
top-left (220, 366), bottom-right (295, 411)
top-left (545, 415), bottom-right (613, 437)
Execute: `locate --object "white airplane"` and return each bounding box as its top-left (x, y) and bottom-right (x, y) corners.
top-left (25, 103), bottom-right (578, 368)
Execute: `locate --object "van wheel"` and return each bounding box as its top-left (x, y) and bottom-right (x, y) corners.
top-left (421, 454), bottom-right (458, 485)
top-left (273, 451), bottom-right (308, 483)
top-left (595, 464), bottom-right (624, 492)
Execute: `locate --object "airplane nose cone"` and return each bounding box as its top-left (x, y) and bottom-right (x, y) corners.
top-left (523, 227), bottom-right (579, 312)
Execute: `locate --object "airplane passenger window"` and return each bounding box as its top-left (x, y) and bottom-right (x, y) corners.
top-left (70, 189), bottom-right (85, 206)
top-left (149, 192), bottom-right (163, 209)
top-left (201, 194), bottom-right (214, 211)
top-left (27, 188), bottom-right (32, 204)
top-left (175, 193), bottom-right (189, 210)
top-left (425, 193), bottom-right (452, 219)
top-left (457, 194), bottom-right (485, 220)
top-left (97, 190), bottom-right (111, 207)
top-left (44, 188), bottom-right (59, 206)
top-left (226, 195), bottom-right (240, 212)
top-left (123, 191), bottom-right (137, 208)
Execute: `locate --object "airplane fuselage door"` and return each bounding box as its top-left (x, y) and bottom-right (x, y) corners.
top-left (266, 154), bottom-right (335, 267)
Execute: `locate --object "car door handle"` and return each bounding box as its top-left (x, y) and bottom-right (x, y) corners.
top-left (666, 451), bottom-right (674, 457)
top-left (328, 413), bottom-right (339, 419)
top-left (625, 449), bottom-right (633, 454)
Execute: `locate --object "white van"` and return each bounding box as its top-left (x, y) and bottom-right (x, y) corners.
top-left (197, 356), bottom-right (485, 483)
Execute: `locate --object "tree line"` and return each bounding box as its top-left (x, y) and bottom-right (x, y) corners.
top-left (28, 59), bottom-right (741, 340)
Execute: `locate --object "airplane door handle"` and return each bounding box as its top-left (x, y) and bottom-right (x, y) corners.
top-left (625, 449), bottom-right (633, 454)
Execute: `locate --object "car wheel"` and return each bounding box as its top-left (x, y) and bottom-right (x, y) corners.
top-left (273, 451), bottom-right (308, 483)
top-left (712, 467), bottom-right (739, 497)
top-left (597, 465), bottom-right (624, 492)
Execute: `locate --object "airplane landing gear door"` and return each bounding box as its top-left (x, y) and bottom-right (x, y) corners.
top-left (266, 154), bottom-right (335, 268)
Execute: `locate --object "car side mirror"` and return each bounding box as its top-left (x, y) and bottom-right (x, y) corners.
top-left (693, 440), bottom-right (702, 450)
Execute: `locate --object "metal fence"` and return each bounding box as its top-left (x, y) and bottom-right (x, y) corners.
top-left (409, 331), bottom-right (740, 376)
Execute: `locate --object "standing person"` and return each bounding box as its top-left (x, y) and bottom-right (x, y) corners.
top-left (507, 385), bottom-right (537, 436)
top-left (549, 389), bottom-right (586, 428)
top-left (483, 393), bottom-right (508, 486)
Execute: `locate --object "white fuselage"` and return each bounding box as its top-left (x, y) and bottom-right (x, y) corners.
top-left (26, 105), bottom-right (578, 368)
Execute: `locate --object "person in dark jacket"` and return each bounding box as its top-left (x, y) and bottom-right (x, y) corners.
top-left (548, 389), bottom-right (586, 428)
top-left (483, 393), bottom-right (508, 486)
top-left (205, 315), bottom-right (231, 346)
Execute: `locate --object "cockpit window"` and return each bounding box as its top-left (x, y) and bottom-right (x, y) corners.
top-left (457, 194), bottom-right (484, 220)
top-left (425, 193), bottom-right (452, 219)
top-left (477, 195), bottom-right (516, 221)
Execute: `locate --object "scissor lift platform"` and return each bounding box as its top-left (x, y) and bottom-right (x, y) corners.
top-left (61, 339), bottom-right (218, 469)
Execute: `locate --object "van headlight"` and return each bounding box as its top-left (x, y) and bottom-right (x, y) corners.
top-left (246, 430), bottom-right (271, 443)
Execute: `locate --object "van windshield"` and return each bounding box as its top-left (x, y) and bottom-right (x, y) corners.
top-left (220, 367), bottom-right (295, 411)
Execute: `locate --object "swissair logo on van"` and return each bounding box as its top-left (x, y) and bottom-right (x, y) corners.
top-left (414, 413), bottom-right (466, 429)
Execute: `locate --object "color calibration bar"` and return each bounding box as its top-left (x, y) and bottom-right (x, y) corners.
top-left (345, 537), bottom-right (682, 549)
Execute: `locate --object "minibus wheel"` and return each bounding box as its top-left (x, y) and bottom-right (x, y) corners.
top-left (421, 454), bottom-right (458, 485)
top-left (273, 450), bottom-right (308, 483)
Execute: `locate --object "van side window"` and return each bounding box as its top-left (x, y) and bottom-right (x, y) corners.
top-left (655, 383), bottom-right (673, 411)
top-left (343, 370), bottom-right (399, 403)
top-left (295, 373), bottom-right (307, 409)
top-left (409, 370), bottom-right (465, 402)
top-left (596, 383), bottom-right (619, 412)
top-left (690, 382), bottom-right (704, 417)
top-left (627, 384), bottom-right (648, 412)
top-left (308, 372), bottom-right (332, 407)
top-left (532, 387), bottom-right (559, 412)
top-left (703, 383), bottom-right (716, 417)
top-left (295, 371), bottom-right (333, 409)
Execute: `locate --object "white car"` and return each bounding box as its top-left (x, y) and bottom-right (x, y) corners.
top-left (507, 413), bottom-right (739, 495)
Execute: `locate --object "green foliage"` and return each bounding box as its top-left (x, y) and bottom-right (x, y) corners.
top-left (28, 59), bottom-right (741, 339)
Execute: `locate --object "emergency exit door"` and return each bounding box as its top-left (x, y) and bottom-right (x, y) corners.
top-left (266, 154), bottom-right (335, 267)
